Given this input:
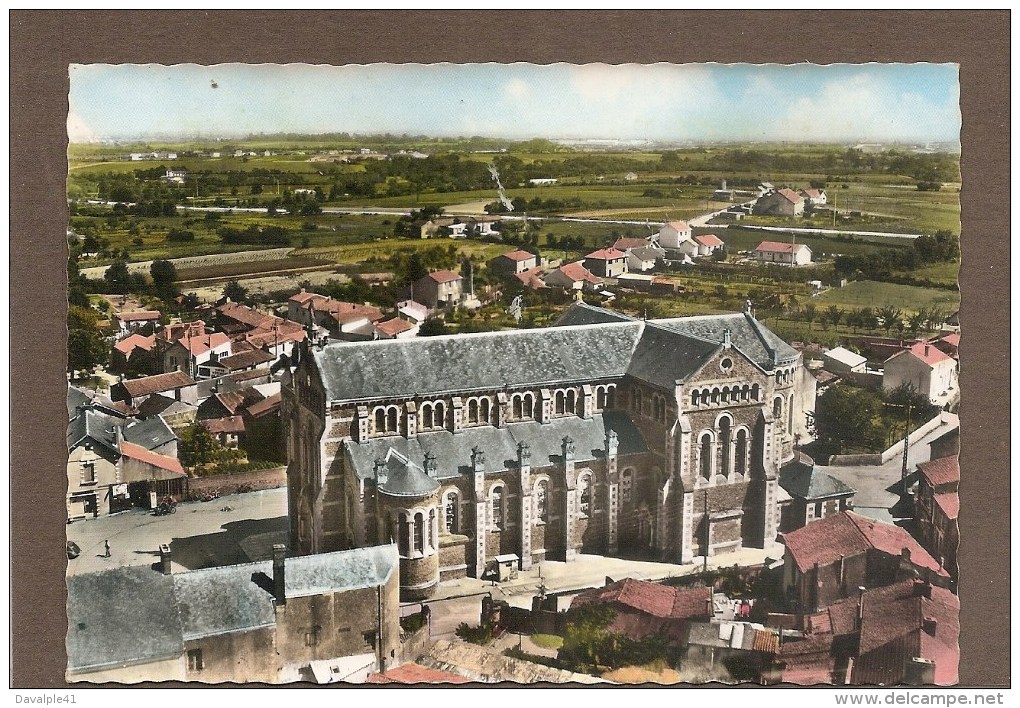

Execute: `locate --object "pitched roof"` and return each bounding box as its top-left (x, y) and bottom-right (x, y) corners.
top-left (217, 349), bottom-right (275, 371)
top-left (311, 321), bottom-right (642, 401)
top-left (890, 341), bottom-right (953, 367)
top-left (122, 416), bottom-right (177, 450)
top-left (694, 234), bottom-right (724, 247)
top-left (612, 237), bottom-right (651, 251)
top-left (501, 250), bottom-right (536, 262)
top-left (424, 269), bottom-right (462, 284)
top-left (938, 332), bottom-right (961, 348)
top-left (115, 310), bottom-right (161, 322)
top-left (630, 245), bottom-right (665, 261)
top-left (368, 663), bottom-right (471, 684)
top-left (755, 241), bottom-right (808, 254)
top-left (201, 416), bottom-right (246, 435)
top-left (917, 455), bottom-right (960, 487)
top-left (117, 371), bottom-right (195, 398)
top-left (650, 310), bottom-right (801, 369)
top-left (172, 562), bottom-right (276, 641)
top-left (585, 247), bottom-right (627, 261)
top-left (375, 317), bottom-right (416, 337)
top-left (779, 455), bottom-right (856, 501)
top-left (934, 492), bottom-right (959, 520)
top-left (288, 289), bottom-right (322, 304)
top-left (514, 266), bottom-right (547, 289)
top-left (119, 441), bottom-right (187, 476)
top-left (345, 411), bottom-right (646, 483)
top-left (783, 511), bottom-right (947, 576)
top-left (114, 333), bottom-right (156, 355)
top-left (571, 578), bottom-right (679, 617)
top-left (376, 448), bottom-right (441, 497)
top-left (824, 346), bottom-right (867, 368)
top-left (775, 187), bottom-right (804, 203)
top-left (664, 220), bottom-right (689, 230)
top-left (66, 409), bottom-right (121, 457)
top-left (217, 301), bottom-right (276, 329)
top-left (557, 261), bottom-right (603, 285)
top-left (285, 544), bottom-right (398, 598)
top-left (245, 392), bottom-right (282, 419)
top-left (801, 188), bottom-right (825, 198)
top-left (172, 332), bottom-right (231, 356)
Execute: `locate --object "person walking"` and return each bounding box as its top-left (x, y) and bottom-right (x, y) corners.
top-left (103, 540), bottom-right (111, 558)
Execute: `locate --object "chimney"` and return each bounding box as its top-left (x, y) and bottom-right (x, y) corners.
top-left (912, 578), bottom-right (933, 599)
top-left (423, 451), bottom-right (437, 477)
top-left (856, 587), bottom-right (866, 629)
top-left (723, 329), bottom-right (732, 348)
top-left (159, 544), bottom-right (172, 575)
top-left (373, 457), bottom-right (388, 485)
top-left (471, 446), bottom-right (486, 473)
top-left (922, 617), bottom-right (938, 636)
top-left (272, 544), bottom-right (287, 606)
top-left (114, 424), bottom-right (124, 452)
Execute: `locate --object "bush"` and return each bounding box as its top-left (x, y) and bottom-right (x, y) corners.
top-left (455, 622), bottom-right (493, 645)
top-left (400, 612), bottom-right (428, 634)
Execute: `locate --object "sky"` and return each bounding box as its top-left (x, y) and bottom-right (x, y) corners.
top-left (68, 63), bottom-right (961, 145)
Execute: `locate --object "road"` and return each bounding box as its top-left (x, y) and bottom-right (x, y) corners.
top-left (817, 413), bottom-right (959, 524)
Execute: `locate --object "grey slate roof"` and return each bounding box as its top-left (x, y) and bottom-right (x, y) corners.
top-left (173, 562), bottom-right (276, 641)
top-left (626, 323), bottom-right (722, 387)
top-left (652, 311), bottom-right (800, 370)
top-left (286, 544), bottom-right (399, 598)
top-left (552, 302), bottom-right (636, 328)
top-left (346, 412), bottom-right (646, 482)
top-left (631, 245), bottom-right (665, 261)
top-left (377, 450), bottom-right (441, 497)
top-left (66, 567), bottom-right (183, 673)
top-left (123, 416), bottom-right (177, 450)
top-left (779, 456), bottom-right (856, 501)
top-left (312, 322), bottom-right (643, 402)
top-left (66, 410), bottom-right (120, 458)
top-left (67, 386), bottom-right (93, 420)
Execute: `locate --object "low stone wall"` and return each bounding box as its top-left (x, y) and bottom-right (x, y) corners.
top-left (399, 625), bottom-right (432, 664)
top-left (828, 413), bottom-right (949, 466)
top-left (186, 466), bottom-right (287, 499)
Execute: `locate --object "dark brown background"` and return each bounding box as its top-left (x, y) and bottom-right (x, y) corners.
top-left (10, 10), bottom-right (1009, 688)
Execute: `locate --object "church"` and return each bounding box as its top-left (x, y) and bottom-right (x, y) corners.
top-left (282, 302), bottom-right (815, 600)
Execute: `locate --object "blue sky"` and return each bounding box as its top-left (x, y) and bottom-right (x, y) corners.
top-left (68, 63), bottom-right (960, 144)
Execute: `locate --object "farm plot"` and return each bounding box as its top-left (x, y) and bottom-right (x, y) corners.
top-left (815, 280), bottom-right (960, 314)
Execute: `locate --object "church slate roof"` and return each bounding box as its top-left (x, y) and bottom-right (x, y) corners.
top-left (345, 412), bottom-right (647, 482)
top-left (286, 544), bottom-right (398, 598)
top-left (652, 311), bottom-right (800, 369)
top-left (312, 321), bottom-right (643, 402)
top-left (377, 449), bottom-right (441, 497)
top-left (552, 302), bottom-right (636, 327)
top-left (173, 562), bottom-right (277, 641)
top-left (626, 323), bottom-right (722, 387)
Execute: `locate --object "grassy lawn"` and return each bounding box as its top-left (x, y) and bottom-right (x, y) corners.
top-left (529, 634), bottom-right (564, 650)
top-left (296, 238), bottom-right (509, 266)
top-left (815, 280), bottom-right (960, 314)
top-left (706, 226), bottom-right (916, 258)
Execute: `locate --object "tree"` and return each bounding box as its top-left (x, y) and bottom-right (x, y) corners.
top-left (150, 259), bottom-right (178, 299)
top-left (67, 305), bottom-right (107, 374)
top-left (824, 305), bottom-right (844, 332)
top-left (103, 260), bottom-right (132, 293)
top-left (418, 317), bottom-right (448, 337)
top-left (877, 305), bottom-right (902, 334)
top-left (801, 302), bottom-right (817, 330)
top-left (814, 385), bottom-right (885, 453)
top-left (906, 310), bottom-right (926, 336)
top-left (222, 280), bottom-right (249, 304)
top-left (178, 423), bottom-right (220, 469)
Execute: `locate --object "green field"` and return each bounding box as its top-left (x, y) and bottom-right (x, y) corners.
top-left (815, 280), bottom-right (959, 314)
top-left (706, 226), bottom-right (915, 258)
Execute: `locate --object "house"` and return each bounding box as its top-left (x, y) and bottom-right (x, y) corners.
top-left (492, 250), bottom-right (538, 275)
top-left (543, 261), bottom-right (603, 291)
top-left (110, 371), bottom-right (198, 408)
top-left (282, 302), bottom-right (810, 600)
top-left (569, 578), bottom-right (712, 645)
top-left (914, 455), bottom-right (959, 581)
top-left (692, 234), bottom-right (725, 257)
top-left (754, 188), bottom-right (805, 217)
top-left (931, 332), bottom-right (960, 360)
top-left (656, 220), bottom-right (693, 250)
top-left (163, 169), bottom-right (187, 185)
top-left (161, 332), bottom-right (232, 379)
top-left (752, 241), bottom-right (813, 266)
top-left (777, 454), bottom-right (856, 533)
top-left (375, 317), bottom-right (418, 340)
top-left (612, 237), bottom-right (666, 272)
top-left (66, 545), bottom-right (403, 684)
top-left (683, 621), bottom-right (780, 681)
top-left (198, 348), bottom-right (275, 379)
top-left (514, 266), bottom-right (547, 290)
top-left (528, 178), bottom-right (557, 186)
top-left (799, 188), bottom-right (828, 208)
top-left (287, 289), bottom-right (383, 339)
top-left (782, 511), bottom-right (950, 613)
top-left (113, 311), bottom-right (161, 334)
top-left (413, 270), bottom-right (464, 310)
top-left (757, 182), bottom-right (775, 197)
top-left (583, 248), bottom-right (628, 278)
top-left (396, 300), bottom-right (429, 326)
top-left (822, 346), bottom-right (867, 376)
top-left (882, 341), bottom-right (958, 407)
top-left (111, 334), bottom-right (157, 375)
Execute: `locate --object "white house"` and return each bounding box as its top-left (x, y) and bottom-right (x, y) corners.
top-left (800, 188), bottom-right (828, 207)
top-left (883, 342), bottom-right (959, 408)
top-left (753, 241), bottom-right (813, 266)
top-left (657, 220), bottom-right (693, 250)
top-left (822, 346), bottom-right (868, 376)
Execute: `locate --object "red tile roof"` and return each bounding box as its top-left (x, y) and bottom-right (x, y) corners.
top-left (116, 311), bottom-right (161, 322)
top-left (245, 392), bottom-right (281, 419)
top-left (694, 234), bottom-right (724, 247)
top-left (177, 332), bottom-right (231, 356)
top-left (118, 371), bottom-right (195, 397)
top-left (114, 334), bottom-right (155, 355)
top-left (784, 511), bottom-right (947, 576)
top-left (585, 247), bottom-right (627, 261)
top-left (934, 492), bottom-right (959, 520)
top-left (217, 302), bottom-right (277, 329)
top-left (897, 341), bottom-right (953, 367)
top-left (514, 266), bottom-right (546, 289)
top-left (756, 241), bottom-right (805, 254)
top-left (288, 289), bottom-right (323, 304)
top-left (571, 578), bottom-right (712, 621)
top-left (376, 317), bottom-right (415, 336)
top-left (776, 631), bottom-right (837, 685)
top-left (217, 349), bottom-right (275, 371)
top-left (776, 187), bottom-right (805, 203)
top-left (612, 237), bottom-right (650, 251)
top-left (558, 261), bottom-right (603, 285)
top-left (939, 332), bottom-right (960, 348)
top-left (119, 441), bottom-right (186, 476)
top-left (201, 416), bottom-right (246, 435)
top-left (367, 663), bottom-right (470, 684)
top-left (426, 269), bottom-right (462, 284)
top-left (801, 188), bottom-right (824, 198)
top-left (665, 220), bottom-right (689, 230)
top-left (918, 455), bottom-right (960, 487)
top-left (502, 249), bottom-right (536, 262)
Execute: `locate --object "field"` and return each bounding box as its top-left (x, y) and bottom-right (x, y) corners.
top-left (707, 226), bottom-right (914, 258)
top-left (815, 280), bottom-right (960, 314)
top-left (174, 256), bottom-right (331, 283)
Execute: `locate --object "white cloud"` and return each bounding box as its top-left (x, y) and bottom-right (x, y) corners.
top-left (67, 111), bottom-right (100, 143)
top-left (504, 78), bottom-right (530, 99)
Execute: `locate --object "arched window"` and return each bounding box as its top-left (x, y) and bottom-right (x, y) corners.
top-left (375, 408), bottom-right (385, 433)
top-left (751, 384), bottom-right (760, 401)
top-left (444, 492), bottom-right (459, 534)
top-left (428, 509), bottom-right (436, 549)
top-left (773, 396), bottom-right (783, 422)
top-left (691, 390), bottom-right (700, 407)
top-left (523, 393), bottom-right (535, 419)
top-left (387, 407), bottom-right (398, 433)
top-left (621, 468), bottom-right (634, 503)
top-left (491, 486), bottom-right (504, 529)
top-left (535, 480), bottom-right (548, 523)
top-left (566, 389), bottom-right (576, 414)
top-left (468, 399), bottom-right (478, 424)
top-left (721, 387), bottom-right (729, 403)
top-left (397, 512), bottom-right (410, 556)
top-left (606, 387), bottom-right (616, 409)
top-left (633, 388), bottom-right (643, 413)
top-left (480, 398), bottom-right (491, 423)
top-left (598, 387), bottom-right (608, 409)
top-left (742, 385), bottom-right (750, 401)
top-left (700, 433), bottom-right (713, 479)
top-left (711, 388), bottom-right (720, 404)
top-left (578, 474), bottom-right (592, 516)
top-left (420, 403), bottom-right (432, 429)
top-left (512, 396), bottom-right (523, 420)
top-left (555, 390), bottom-right (565, 414)
top-left (788, 394), bottom-right (795, 433)
top-left (720, 417), bottom-right (732, 476)
top-left (434, 401), bottom-right (445, 429)
top-left (413, 512), bottom-right (424, 553)
top-left (735, 429), bottom-right (748, 476)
